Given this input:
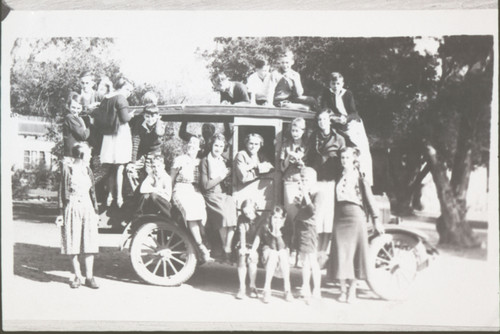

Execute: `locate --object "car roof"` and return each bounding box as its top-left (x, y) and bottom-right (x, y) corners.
top-left (131, 104), bottom-right (317, 121)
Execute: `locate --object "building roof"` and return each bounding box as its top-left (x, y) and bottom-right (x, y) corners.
top-left (17, 119), bottom-right (51, 137)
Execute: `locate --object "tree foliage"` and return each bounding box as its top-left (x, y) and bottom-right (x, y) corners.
top-left (203, 36), bottom-right (493, 245)
top-left (10, 38), bottom-right (121, 118)
top-left (203, 36), bottom-right (491, 163)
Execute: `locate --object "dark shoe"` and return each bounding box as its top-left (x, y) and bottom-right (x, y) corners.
top-left (85, 277), bottom-right (99, 289)
top-left (69, 277), bottom-right (81, 289)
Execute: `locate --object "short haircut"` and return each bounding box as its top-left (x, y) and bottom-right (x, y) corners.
top-left (330, 72), bottom-right (344, 82)
top-left (79, 71), bottom-right (94, 80)
top-left (143, 103), bottom-right (159, 115)
top-left (66, 92), bottom-right (83, 107)
top-left (300, 167), bottom-right (317, 181)
top-left (317, 108), bottom-right (333, 119)
top-left (212, 72), bottom-right (228, 85)
top-left (271, 205), bottom-right (286, 218)
top-left (209, 133), bottom-right (227, 151)
top-left (254, 56), bottom-right (268, 69)
top-left (202, 123), bottom-right (216, 140)
top-left (142, 91), bottom-right (159, 105)
top-left (97, 76), bottom-right (113, 94)
top-left (114, 77), bottom-right (133, 90)
top-left (244, 133), bottom-right (264, 147)
top-left (278, 48), bottom-right (294, 60)
top-left (151, 154), bottom-right (165, 167)
top-left (186, 134), bottom-right (204, 148)
top-left (240, 198), bottom-right (258, 212)
top-left (72, 142), bottom-right (90, 159)
top-left (291, 117), bottom-right (306, 130)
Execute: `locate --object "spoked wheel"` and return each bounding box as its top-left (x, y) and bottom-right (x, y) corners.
top-left (367, 233), bottom-right (419, 301)
top-left (130, 221), bottom-right (197, 286)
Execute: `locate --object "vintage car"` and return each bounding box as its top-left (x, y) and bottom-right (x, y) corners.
top-left (97, 104), bottom-right (438, 301)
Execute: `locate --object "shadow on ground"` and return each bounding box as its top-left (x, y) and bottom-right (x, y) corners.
top-left (14, 243), bottom-right (141, 285)
top-left (13, 202), bottom-right (59, 224)
top-left (14, 242), bottom-right (380, 301)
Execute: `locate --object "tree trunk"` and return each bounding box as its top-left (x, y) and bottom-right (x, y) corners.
top-left (388, 148), bottom-right (428, 215)
top-left (424, 143), bottom-right (479, 247)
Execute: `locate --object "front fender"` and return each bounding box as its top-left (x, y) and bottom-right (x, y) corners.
top-left (118, 214), bottom-right (179, 251)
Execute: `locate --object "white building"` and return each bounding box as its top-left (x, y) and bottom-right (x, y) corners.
top-left (11, 114), bottom-right (56, 171)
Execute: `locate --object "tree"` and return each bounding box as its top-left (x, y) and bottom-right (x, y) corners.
top-left (421, 36), bottom-right (492, 246)
top-left (10, 38), bottom-right (121, 117)
top-left (10, 38), bottom-right (122, 162)
top-left (203, 36), bottom-right (493, 246)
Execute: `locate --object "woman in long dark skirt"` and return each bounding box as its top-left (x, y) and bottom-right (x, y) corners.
top-left (329, 147), bottom-right (384, 303)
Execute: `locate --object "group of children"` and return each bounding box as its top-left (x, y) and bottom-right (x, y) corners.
top-left (58, 51), bottom-right (379, 303)
top-left (213, 49), bottom-right (317, 111)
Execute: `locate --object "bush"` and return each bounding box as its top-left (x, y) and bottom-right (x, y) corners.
top-left (11, 169), bottom-right (30, 200)
top-left (11, 162), bottom-right (60, 200)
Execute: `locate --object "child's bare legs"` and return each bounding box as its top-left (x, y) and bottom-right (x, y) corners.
top-left (301, 252), bottom-right (321, 299)
top-left (262, 250), bottom-right (278, 303)
top-left (225, 228), bottom-right (235, 254)
top-left (236, 252), bottom-right (257, 299)
top-left (263, 250), bottom-right (278, 292)
top-left (84, 254), bottom-right (94, 279)
top-left (71, 255), bottom-right (83, 280)
top-left (83, 254), bottom-right (99, 288)
top-left (309, 253), bottom-right (322, 298)
top-left (278, 249), bottom-right (292, 300)
top-left (116, 164), bottom-right (125, 207)
top-left (219, 227), bottom-right (227, 251)
top-left (248, 252), bottom-right (258, 293)
top-left (318, 233), bottom-right (331, 253)
top-left (219, 227), bottom-right (234, 255)
top-left (106, 166), bottom-right (115, 206)
top-left (188, 220), bottom-right (211, 261)
top-left (236, 255), bottom-right (247, 298)
top-left (300, 252), bottom-right (312, 297)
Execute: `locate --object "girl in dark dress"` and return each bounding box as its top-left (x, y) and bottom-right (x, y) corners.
top-left (329, 147), bottom-right (384, 303)
top-left (306, 109), bottom-right (346, 259)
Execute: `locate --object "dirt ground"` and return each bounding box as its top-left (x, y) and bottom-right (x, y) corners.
top-left (3, 207), bottom-right (499, 331)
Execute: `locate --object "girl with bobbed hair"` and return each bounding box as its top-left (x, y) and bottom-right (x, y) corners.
top-left (99, 77), bottom-right (134, 208)
top-left (199, 133), bottom-right (237, 261)
top-left (306, 108), bottom-right (346, 259)
top-left (56, 142), bottom-right (100, 289)
top-left (235, 133), bottom-right (274, 185)
top-left (171, 134), bottom-right (211, 262)
top-left (328, 146), bottom-right (384, 303)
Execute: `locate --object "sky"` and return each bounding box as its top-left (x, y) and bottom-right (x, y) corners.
top-left (113, 36), bottom-right (218, 104)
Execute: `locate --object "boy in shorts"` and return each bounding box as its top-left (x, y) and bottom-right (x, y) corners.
top-left (294, 167), bottom-right (324, 302)
top-left (127, 104), bottom-right (166, 191)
